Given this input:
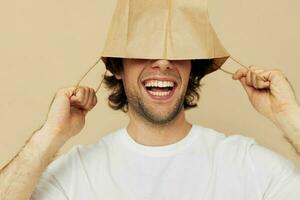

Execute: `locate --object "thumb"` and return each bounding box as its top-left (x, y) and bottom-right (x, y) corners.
top-left (239, 77), bottom-right (255, 97)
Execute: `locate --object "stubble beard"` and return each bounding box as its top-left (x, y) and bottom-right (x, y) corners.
top-left (127, 91), bottom-right (186, 126)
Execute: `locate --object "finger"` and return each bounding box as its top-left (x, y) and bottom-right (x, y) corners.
top-left (248, 65), bottom-right (261, 83)
top-left (56, 87), bottom-right (77, 98)
top-left (268, 69), bottom-right (287, 82)
top-left (82, 87), bottom-right (91, 107)
top-left (85, 88), bottom-right (97, 110)
top-left (92, 94), bottom-right (97, 106)
top-left (246, 69), bottom-right (252, 86)
top-left (239, 77), bottom-right (255, 97)
top-left (51, 87), bottom-right (77, 110)
top-left (232, 68), bottom-right (248, 80)
top-left (248, 65), bottom-right (271, 89)
top-left (251, 70), bottom-right (260, 89)
top-left (253, 71), bottom-right (270, 89)
top-left (255, 72), bottom-right (268, 82)
top-left (233, 65), bottom-right (263, 80)
top-left (248, 65), bottom-right (262, 71)
top-left (70, 87), bottom-right (86, 106)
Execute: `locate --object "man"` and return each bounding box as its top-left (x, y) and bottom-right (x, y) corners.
top-left (1, 0), bottom-right (300, 199)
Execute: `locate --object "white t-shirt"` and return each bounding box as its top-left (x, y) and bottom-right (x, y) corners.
top-left (31, 125), bottom-right (300, 200)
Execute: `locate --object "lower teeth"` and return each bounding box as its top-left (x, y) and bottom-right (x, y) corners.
top-left (149, 91), bottom-right (171, 97)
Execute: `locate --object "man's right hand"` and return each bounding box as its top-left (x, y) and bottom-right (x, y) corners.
top-left (0, 86), bottom-right (98, 200)
top-left (42, 86), bottom-right (98, 139)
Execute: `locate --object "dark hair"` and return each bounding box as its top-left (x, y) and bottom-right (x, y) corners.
top-left (103, 57), bottom-right (214, 112)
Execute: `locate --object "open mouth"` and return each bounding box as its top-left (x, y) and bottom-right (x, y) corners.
top-left (142, 79), bottom-right (177, 100)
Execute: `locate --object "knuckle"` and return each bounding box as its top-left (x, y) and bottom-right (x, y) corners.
top-left (90, 88), bottom-right (96, 94)
top-left (236, 69), bottom-right (245, 75)
top-left (248, 65), bottom-right (256, 70)
top-left (246, 71), bottom-right (252, 79)
top-left (85, 87), bottom-right (92, 96)
top-left (57, 87), bottom-right (68, 95)
top-left (84, 105), bottom-right (91, 111)
top-left (246, 78), bottom-right (251, 85)
top-left (249, 65), bottom-right (259, 70)
top-left (93, 97), bottom-right (98, 105)
top-left (254, 69), bottom-right (264, 73)
top-left (56, 87), bottom-right (74, 97)
top-left (83, 86), bottom-right (89, 91)
top-left (77, 89), bottom-right (85, 101)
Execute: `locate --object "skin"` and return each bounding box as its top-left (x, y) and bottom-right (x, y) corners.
top-left (232, 66), bottom-right (300, 152)
top-left (0, 59), bottom-right (300, 200)
top-left (0, 86), bottom-right (97, 199)
top-left (116, 59), bottom-right (192, 146)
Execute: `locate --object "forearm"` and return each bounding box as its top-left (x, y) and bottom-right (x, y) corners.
top-left (272, 105), bottom-right (300, 154)
top-left (0, 127), bottom-right (68, 200)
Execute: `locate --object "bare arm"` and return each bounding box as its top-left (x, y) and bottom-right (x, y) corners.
top-left (0, 127), bottom-right (68, 199)
top-left (272, 105), bottom-right (300, 154)
top-left (232, 67), bottom-right (300, 155)
top-left (0, 86), bottom-right (97, 200)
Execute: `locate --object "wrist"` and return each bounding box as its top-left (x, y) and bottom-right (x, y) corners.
top-left (273, 103), bottom-right (300, 120)
top-left (272, 103), bottom-right (300, 136)
top-left (40, 123), bottom-right (73, 141)
top-left (11, 126), bottom-right (70, 172)
top-left (32, 126), bottom-right (69, 156)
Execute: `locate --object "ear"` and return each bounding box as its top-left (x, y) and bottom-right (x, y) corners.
top-left (114, 73), bottom-right (122, 80)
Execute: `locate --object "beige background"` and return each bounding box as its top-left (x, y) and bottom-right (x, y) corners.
top-left (1, 0), bottom-right (300, 168)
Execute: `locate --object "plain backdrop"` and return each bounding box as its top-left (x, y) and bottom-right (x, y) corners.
top-left (1, 0), bottom-right (300, 168)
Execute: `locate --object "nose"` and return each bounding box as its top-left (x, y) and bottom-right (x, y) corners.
top-left (151, 59), bottom-right (173, 71)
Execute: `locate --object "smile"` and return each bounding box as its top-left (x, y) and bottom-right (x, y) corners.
top-left (142, 79), bottom-right (177, 100)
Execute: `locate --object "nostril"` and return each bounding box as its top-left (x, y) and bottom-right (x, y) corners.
top-left (151, 60), bottom-right (173, 70)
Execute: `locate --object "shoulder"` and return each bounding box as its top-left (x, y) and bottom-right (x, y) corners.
top-left (44, 128), bottom-right (125, 177)
top-left (193, 124), bottom-right (292, 163)
top-left (192, 124), bottom-right (255, 153)
top-left (191, 124), bottom-right (293, 170)
top-left (191, 125), bottom-right (300, 198)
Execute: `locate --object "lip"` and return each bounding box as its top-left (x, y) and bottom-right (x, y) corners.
top-left (141, 76), bottom-right (178, 85)
top-left (141, 76), bottom-right (178, 102)
top-left (142, 84), bottom-right (177, 101)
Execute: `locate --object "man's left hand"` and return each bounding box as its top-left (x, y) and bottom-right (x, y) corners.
top-left (232, 66), bottom-right (299, 122)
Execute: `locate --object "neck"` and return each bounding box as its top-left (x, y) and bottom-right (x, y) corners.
top-left (127, 108), bottom-right (192, 146)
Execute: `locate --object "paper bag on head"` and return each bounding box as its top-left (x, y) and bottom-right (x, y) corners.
top-left (101, 0), bottom-right (230, 75)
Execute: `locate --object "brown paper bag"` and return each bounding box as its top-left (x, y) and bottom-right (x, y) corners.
top-left (101, 0), bottom-right (230, 75)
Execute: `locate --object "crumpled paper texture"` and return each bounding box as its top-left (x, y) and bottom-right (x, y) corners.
top-left (101, 0), bottom-right (230, 73)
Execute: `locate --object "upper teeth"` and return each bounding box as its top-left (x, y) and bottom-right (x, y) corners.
top-left (145, 80), bottom-right (174, 88)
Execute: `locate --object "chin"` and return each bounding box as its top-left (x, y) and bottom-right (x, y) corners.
top-left (142, 105), bottom-right (183, 125)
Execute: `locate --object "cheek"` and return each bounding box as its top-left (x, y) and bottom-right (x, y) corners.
top-left (124, 67), bottom-right (143, 83)
top-left (180, 68), bottom-right (192, 90)
top-left (180, 66), bottom-right (192, 83)
top-left (122, 71), bottom-right (141, 90)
